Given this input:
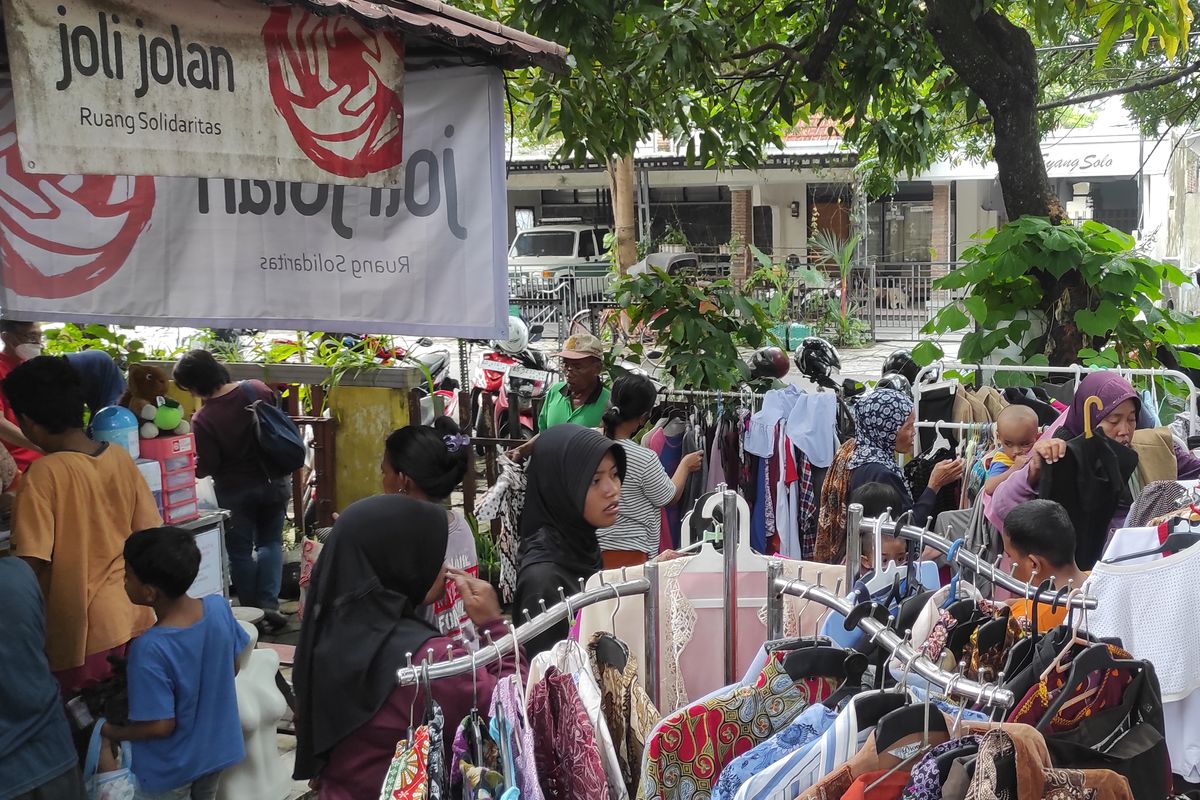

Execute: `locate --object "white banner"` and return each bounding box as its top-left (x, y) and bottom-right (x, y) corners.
top-left (0, 67), bottom-right (510, 339)
top-left (3, 0), bottom-right (407, 187)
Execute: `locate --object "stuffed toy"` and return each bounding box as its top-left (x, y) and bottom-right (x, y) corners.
top-left (120, 364), bottom-right (191, 439)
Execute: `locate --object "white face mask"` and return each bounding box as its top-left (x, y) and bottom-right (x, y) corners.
top-left (14, 343), bottom-right (42, 361)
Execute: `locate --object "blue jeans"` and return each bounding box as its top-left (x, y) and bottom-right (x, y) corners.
top-left (134, 772), bottom-right (220, 800)
top-left (216, 478), bottom-right (289, 610)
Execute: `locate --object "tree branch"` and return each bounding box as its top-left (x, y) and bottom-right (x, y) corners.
top-left (802, 0), bottom-right (859, 81)
top-left (727, 41), bottom-right (808, 63)
top-left (957, 58), bottom-right (1200, 128)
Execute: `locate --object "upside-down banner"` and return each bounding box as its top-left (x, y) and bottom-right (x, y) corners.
top-left (3, 0), bottom-right (407, 186)
top-left (0, 67), bottom-right (510, 339)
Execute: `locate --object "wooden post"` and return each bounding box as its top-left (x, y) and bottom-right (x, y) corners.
top-left (407, 388), bottom-right (423, 428)
top-left (458, 390), bottom-right (476, 514)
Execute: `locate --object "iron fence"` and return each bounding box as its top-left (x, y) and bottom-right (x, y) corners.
top-left (863, 262), bottom-right (965, 340)
top-left (507, 273), bottom-right (613, 339)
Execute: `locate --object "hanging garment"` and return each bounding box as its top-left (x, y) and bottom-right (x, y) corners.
top-left (815, 439), bottom-right (857, 564)
top-left (711, 702), bottom-right (837, 800)
top-left (732, 688), bottom-right (894, 800)
top-left (638, 650), bottom-right (838, 800)
top-left (917, 383), bottom-right (958, 452)
top-left (646, 428), bottom-right (685, 548)
top-left (1124, 481), bottom-right (1189, 528)
top-left (474, 456), bottom-right (527, 602)
top-left (451, 713), bottom-right (500, 789)
top-left (1087, 542), bottom-right (1200, 785)
top-left (1005, 644), bottom-right (1136, 734)
top-left (785, 392), bottom-right (839, 469)
top-left (426, 698), bottom-right (449, 800)
top-left (380, 727), bottom-right (432, 800)
top-left (1038, 432), bottom-right (1139, 570)
top-left (1002, 387), bottom-right (1061, 427)
top-left (900, 736), bottom-right (982, 800)
top-left (1130, 428), bottom-right (1180, 485)
top-left (488, 676), bottom-right (544, 800)
top-left (797, 452), bottom-right (819, 560)
top-left (588, 632), bottom-right (659, 797)
top-left (525, 641), bottom-right (627, 800)
top-left (527, 667), bottom-right (608, 800)
top-left (681, 423), bottom-right (708, 521)
top-left (966, 727), bottom-right (1133, 800)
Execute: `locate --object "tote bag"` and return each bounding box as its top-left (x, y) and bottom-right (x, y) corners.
top-left (84, 719), bottom-right (136, 800)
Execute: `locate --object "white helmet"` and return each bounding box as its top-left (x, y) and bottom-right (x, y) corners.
top-left (497, 317), bottom-right (529, 355)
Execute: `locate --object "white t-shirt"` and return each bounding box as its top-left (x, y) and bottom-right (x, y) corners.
top-left (426, 509), bottom-right (480, 649)
top-left (598, 439), bottom-right (676, 555)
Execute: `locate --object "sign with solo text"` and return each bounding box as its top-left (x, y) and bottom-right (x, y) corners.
top-left (0, 67), bottom-right (510, 339)
top-left (3, 0), bottom-right (406, 186)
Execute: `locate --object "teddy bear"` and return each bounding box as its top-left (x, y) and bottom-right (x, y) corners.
top-left (120, 364), bottom-right (191, 439)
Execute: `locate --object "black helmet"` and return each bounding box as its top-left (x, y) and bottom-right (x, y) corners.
top-left (794, 337), bottom-right (841, 383)
top-left (881, 349), bottom-right (919, 384)
top-left (876, 372), bottom-right (913, 395)
top-left (750, 346), bottom-right (790, 380)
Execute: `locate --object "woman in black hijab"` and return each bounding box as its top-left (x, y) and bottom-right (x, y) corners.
top-left (514, 424), bottom-right (625, 656)
top-left (293, 495), bottom-right (516, 799)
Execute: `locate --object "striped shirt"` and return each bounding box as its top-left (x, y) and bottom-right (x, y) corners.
top-left (598, 439), bottom-right (676, 555)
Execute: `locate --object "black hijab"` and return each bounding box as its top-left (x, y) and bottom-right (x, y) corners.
top-left (518, 424), bottom-right (626, 576)
top-left (292, 495), bottom-right (449, 780)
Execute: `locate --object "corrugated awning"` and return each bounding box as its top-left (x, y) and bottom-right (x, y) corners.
top-left (275, 0), bottom-right (568, 73)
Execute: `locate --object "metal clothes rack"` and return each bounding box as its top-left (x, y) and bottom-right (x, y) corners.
top-left (764, 566), bottom-right (1015, 709)
top-left (913, 361), bottom-right (1199, 435)
top-left (658, 387), bottom-right (763, 406)
top-left (847, 507), bottom-right (1098, 610)
top-left (395, 565), bottom-right (662, 707)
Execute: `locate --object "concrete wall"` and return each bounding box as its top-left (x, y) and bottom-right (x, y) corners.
top-left (758, 180), bottom-right (807, 256)
top-left (953, 180), bottom-right (999, 258)
top-left (327, 386), bottom-right (412, 511)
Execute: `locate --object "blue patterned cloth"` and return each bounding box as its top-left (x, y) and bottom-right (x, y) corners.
top-left (710, 703), bottom-right (837, 800)
top-left (848, 390), bottom-right (914, 499)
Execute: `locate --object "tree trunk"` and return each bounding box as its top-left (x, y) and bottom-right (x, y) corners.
top-left (607, 155), bottom-right (638, 272)
top-left (924, 1), bottom-right (1087, 365)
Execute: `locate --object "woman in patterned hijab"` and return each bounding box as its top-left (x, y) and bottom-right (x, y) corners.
top-left (816, 389), bottom-right (960, 562)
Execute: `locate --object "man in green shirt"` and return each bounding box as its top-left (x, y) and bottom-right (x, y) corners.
top-left (537, 332), bottom-right (610, 431)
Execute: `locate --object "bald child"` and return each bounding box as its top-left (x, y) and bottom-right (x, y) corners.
top-left (983, 404), bottom-right (1040, 496)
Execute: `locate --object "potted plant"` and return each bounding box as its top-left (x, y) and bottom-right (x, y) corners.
top-left (658, 224), bottom-right (688, 254)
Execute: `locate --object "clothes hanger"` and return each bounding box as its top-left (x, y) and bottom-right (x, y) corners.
top-left (925, 420), bottom-right (953, 458)
top-left (1106, 530), bottom-right (1200, 564)
top-left (820, 651), bottom-right (871, 710)
top-left (865, 514), bottom-right (905, 595)
top-left (870, 652), bottom-right (949, 789)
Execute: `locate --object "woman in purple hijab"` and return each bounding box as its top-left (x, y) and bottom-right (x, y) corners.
top-left (988, 371), bottom-right (1200, 536)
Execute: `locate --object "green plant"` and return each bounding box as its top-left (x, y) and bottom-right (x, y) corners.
top-left (614, 267), bottom-right (777, 389)
top-left (660, 224), bottom-right (688, 247)
top-left (917, 218), bottom-right (1200, 371)
top-left (747, 246), bottom-right (827, 326)
top-left (808, 230), bottom-right (862, 321)
top-left (44, 323), bottom-right (177, 367)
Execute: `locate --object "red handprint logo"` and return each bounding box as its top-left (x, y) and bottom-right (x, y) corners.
top-left (262, 6), bottom-right (405, 179)
top-left (0, 94), bottom-right (154, 299)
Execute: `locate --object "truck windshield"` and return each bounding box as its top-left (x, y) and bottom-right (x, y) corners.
top-left (509, 231), bottom-right (576, 258)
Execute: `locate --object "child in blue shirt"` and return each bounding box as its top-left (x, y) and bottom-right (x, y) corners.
top-left (101, 527), bottom-right (248, 800)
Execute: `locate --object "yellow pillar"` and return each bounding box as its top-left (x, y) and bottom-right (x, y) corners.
top-left (328, 386), bottom-right (410, 511)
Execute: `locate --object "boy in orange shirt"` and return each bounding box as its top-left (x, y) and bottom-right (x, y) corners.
top-left (1001, 499), bottom-right (1089, 632)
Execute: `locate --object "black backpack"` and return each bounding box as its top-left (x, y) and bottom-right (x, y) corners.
top-left (239, 382), bottom-right (306, 478)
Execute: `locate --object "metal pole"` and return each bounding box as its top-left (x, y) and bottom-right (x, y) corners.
top-left (773, 576), bottom-right (1015, 709)
top-left (766, 560), bottom-right (783, 641)
top-left (860, 516), bottom-right (1099, 609)
top-left (396, 577), bottom-right (651, 684)
top-left (643, 561), bottom-right (660, 709)
top-left (722, 488), bottom-right (739, 685)
top-left (845, 502), bottom-right (863, 594)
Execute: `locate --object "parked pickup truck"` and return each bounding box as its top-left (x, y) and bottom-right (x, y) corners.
top-left (508, 223), bottom-right (612, 278)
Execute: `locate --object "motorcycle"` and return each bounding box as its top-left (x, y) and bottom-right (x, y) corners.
top-left (469, 319), bottom-right (553, 442)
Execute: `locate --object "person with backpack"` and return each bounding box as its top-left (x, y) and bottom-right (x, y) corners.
top-left (174, 350), bottom-right (293, 633)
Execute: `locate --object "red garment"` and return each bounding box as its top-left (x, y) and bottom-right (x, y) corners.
top-left (1006, 644), bottom-right (1135, 733)
top-left (316, 620), bottom-right (519, 800)
top-left (841, 768), bottom-right (911, 800)
top-left (527, 666), bottom-right (607, 800)
top-left (53, 642), bottom-right (128, 698)
top-left (0, 349), bottom-right (40, 472)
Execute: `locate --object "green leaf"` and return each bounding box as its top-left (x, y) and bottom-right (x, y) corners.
top-left (912, 340), bottom-right (943, 366)
top-left (961, 295), bottom-right (988, 324)
top-left (1075, 299), bottom-right (1120, 337)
